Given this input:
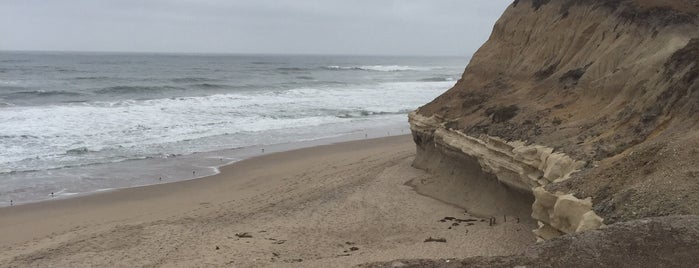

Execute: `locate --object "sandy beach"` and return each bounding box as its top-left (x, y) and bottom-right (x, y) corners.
top-left (0, 135), bottom-right (534, 267)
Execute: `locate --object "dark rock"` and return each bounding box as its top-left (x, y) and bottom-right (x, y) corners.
top-left (424, 237), bottom-right (447, 243)
top-left (235, 232), bottom-right (252, 238)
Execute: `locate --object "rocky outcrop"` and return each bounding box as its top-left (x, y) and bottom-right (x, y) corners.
top-left (408, 0), bottom-right (698, 239)
top-left (436, 132), bottom-right (577, 188)
top-left (411, 112), bottom-right (603, 239)
top-left (411, 112), bottom-right (585, 190)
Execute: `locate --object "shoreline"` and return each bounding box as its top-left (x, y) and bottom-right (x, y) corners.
top-left (1, 123), bottom-right (413, 207)
top-left (0, 135), bottom-right (535, 267)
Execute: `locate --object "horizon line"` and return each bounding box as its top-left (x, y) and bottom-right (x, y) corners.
top-left (0, 49), bottom-right (472, 58)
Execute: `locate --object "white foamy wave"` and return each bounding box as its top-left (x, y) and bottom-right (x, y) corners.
top-left (325, 65), bottom-right (437, 72)
top-left (0, 101), bottom-right (14, 107)
top-left (95, 188), bottom-right (116, 192)
top-left (419, 77), bottom-right (456, 82)
top-left (0, 80), bottom-right (454, 173)
top-left (0, 79), bottom-right (19, 85)
top-left (0, 79), bottom-right (452, 170)
top-left (52, 189), bottom-right (79, 197)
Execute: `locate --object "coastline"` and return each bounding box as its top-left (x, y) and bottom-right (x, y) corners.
top-left (1, 122), bottom-right (413, 207)
top-left (0, 135), bottom-right (535, 267)
top-left (0, 52), bottom-right (459, 209)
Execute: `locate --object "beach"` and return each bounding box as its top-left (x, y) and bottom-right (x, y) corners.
top-left (0, 135), bottom-right (534, 267)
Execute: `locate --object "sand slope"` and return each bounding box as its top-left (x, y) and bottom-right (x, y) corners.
top-left (361, 215), bottom-right (699, 268)
top-left (0, 136), bottom-right (534, 267)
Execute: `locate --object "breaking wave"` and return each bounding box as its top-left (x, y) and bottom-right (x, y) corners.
top-left (171, 77), bottom-right (217, 83)
top-left (334, 109), bottom-right (414, 118)
top-left (95, 85), bottom-right (185, 95)
top-left (324, 65), bottom-right (436, 72)
top-left (2, 90), bottom-right (85, 99)
top-left (419, 77), bottom-right (456, 82)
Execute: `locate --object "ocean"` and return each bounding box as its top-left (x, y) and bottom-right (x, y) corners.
top-left (0, 51), bottom-right (466, 206)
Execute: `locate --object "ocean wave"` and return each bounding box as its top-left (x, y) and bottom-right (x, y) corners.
top-left (0, 134), bottom-right (39, 139)
top-left (95, 85), bottom-right (185, 95)
top-left (250, 61), bottom-right (278, 65)
top-left (0, 79), bottom-right (448, 181)
top-left (0, 79), bottom-right (20, 85)
top-left (192, 83), bottom-right (228, 89)
top-left (0, 155), bottom-right (152, 176)
top-left (324, 65), bottom-right (436, 72)
top-left (54, 67), bottom-right (76, 73)
top-left (2, 90), bottom-right (84, 99)
top-left (73, 76), bottom-right (111, 80)
top-left (0, 59), bottom-right (30, 63)
top-left (276, 67), bottom-right (308, 72)
top-left (62, 100), bottom-right (89, 104)
top-left (0, 85), bottom-right (25, 91)
top-left (171, 77), bottom-right (217, 83)
top-left (419, 77), bottom-right (455, 82)
top-left (335, 109), bottom-right (413, 119)
top-left (66, 147), bottom-right (91, 155)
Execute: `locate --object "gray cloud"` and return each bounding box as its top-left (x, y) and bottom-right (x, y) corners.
top-left (0, 0), bottom-right (512, 56)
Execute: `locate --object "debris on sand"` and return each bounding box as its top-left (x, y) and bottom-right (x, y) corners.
top-left (343, 246), bottom-right (360, 253)
top-left (424, 237), bottom-right (447, 243)
top-left (440, 216), bottom-right (478, 223)
top-left (235, 232), bottom-right (253, 238)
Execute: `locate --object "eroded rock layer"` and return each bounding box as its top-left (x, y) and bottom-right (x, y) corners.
top-left (409, 0), bottom-right (698, 239)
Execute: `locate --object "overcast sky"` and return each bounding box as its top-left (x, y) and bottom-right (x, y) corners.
top-left (0, 0), bottom-right (512, 56)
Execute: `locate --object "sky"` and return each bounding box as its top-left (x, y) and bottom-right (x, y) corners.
top-left (0, 0), bottom-right (512, 56)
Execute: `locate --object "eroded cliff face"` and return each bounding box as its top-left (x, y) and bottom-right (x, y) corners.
top-left (409, 0), bottom-right (698, 239)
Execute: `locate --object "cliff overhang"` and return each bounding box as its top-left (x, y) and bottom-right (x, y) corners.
top-left (410, 112), bottom-right (603, 239)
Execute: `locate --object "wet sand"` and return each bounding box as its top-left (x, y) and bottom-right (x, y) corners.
top-left (0, 135), bottom-right (534, 267)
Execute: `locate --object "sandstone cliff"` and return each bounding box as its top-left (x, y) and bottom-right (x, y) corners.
top-left (409, 0), bottom-right (698, 239)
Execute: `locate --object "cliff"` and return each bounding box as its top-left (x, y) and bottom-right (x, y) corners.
top-left (409, 0), bottom-right (699, 239)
